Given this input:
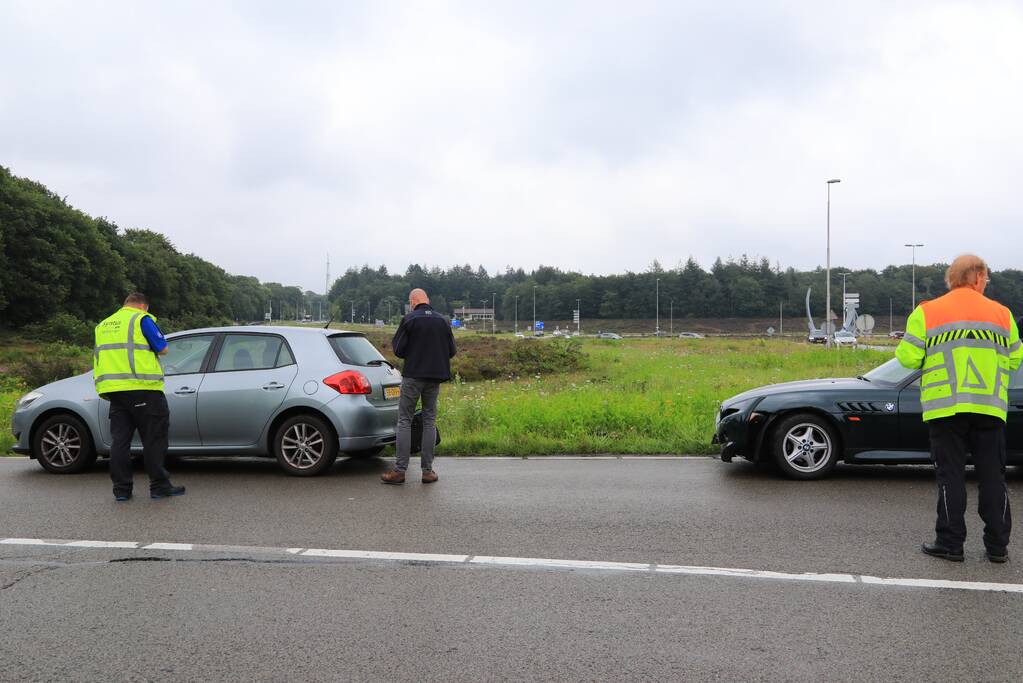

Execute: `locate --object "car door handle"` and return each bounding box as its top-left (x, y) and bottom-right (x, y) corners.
top-left (173, 387), bottom-right (197, 395)
top-left (262, 382), bottom-right (286, 391)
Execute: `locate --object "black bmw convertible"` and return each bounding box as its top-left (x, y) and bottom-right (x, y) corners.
top-left (713, 358), bottom-right (1023, 479)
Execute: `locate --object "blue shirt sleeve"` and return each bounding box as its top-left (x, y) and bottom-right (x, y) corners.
top-left (140, 317), bottom-right (168, 353)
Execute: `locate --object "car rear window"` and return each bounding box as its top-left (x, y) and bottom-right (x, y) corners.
top-left (328, 334), bottom-right (386, 366)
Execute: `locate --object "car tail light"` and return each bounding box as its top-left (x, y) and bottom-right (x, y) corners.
top-left (323, 370), bottom-right (372, 395)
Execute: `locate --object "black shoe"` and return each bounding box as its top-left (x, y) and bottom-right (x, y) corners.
top-left (921, 542), bottom-right (964, 562)
top-left (114, 493), bottom-right (132, 502)
top-left (151, 485), bottom-right (186, 500)
top-left (985, 549), bottom-right (1009, 563)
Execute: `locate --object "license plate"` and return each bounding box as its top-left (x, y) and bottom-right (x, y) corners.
top-left (384, 385), bottom-right (401, 400)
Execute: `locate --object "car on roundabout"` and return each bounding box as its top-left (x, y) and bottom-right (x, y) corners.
top-left (596, 332), bottom-right (623, 340)
top-left (10, 326), bottom-right (403, 476)
top-left (713, 357), bottom-right (1023, 480)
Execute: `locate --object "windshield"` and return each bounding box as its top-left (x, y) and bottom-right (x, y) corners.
top-left (862, 357), bottom-right (918, 385)
top-left (328, 334), bottom-right (386, 366)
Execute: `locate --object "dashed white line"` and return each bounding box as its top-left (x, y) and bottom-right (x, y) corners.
top-left (1, 537), bottom-right (1021, 595)
top-left (142, 542), bottom-right (194, 551)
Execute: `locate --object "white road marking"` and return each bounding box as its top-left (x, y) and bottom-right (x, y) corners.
top-left (2, 536), bottom-right (1021, 594)
top-left (472, 556), bottom-right (650, 571)
top-left (65, 540), bottom-right (139, 549)
top-left (142, 542), bottom-right (194, 551)
top-left (302, 549), bottom-right (469, 563)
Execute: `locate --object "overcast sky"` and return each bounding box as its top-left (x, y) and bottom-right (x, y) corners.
top-left (3, 1), bottom-right (1022, 291)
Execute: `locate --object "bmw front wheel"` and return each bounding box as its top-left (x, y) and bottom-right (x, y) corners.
top-left (770, 413), bottom-right (838, 480)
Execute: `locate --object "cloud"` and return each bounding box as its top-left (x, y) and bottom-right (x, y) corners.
top-left (1, 0), bottom-right (1021, 292)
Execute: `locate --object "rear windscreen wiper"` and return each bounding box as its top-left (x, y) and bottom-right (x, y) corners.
top-left (367, 359), bottom-right (395, 369)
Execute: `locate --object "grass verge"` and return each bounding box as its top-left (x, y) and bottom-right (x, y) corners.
top-left (436, 338), bottom-right (891, 455)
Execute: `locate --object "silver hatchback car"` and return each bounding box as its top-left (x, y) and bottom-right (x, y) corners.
top-left (10, 326), bottom-right (402, 476)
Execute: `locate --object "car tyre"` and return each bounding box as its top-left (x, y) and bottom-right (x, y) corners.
top-left (273, 414), bottom-right (338, 476)
top-left (770, 412), bottom-right (838, 480)
top-left (345, 446), bottom-right (385, 459)
top-left (33, 413), bottom-right (98, 474)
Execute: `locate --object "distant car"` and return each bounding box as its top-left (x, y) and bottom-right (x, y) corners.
top-left (889, 330), bottom-right (905, 339)
top-left (596, 332), bottom-right (622, 340)
top-left (713, 357), bottom-right (1023, 479)
top-left (10, 326), bottom-right (402, 477)
top-left (807, 330), bottom-right (827, 344)
top-left (551, 330), bottom-right (564, 337)
top-left (678, 332), bottom-right (704, 339)
top-left (832, 330), bottom-right (858, 347)
top-left (514, 333), bottom-right (525, 339)
top-left (533, 331), bottom-right (545, 337)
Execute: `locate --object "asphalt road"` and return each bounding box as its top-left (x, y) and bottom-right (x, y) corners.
top-left (2, 455), bottom-right (1022, 682)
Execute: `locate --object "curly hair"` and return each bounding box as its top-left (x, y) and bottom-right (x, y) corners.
top-left (945, 254), bottom-right (989, 290)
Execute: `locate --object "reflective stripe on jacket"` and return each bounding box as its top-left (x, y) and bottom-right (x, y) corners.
top-left (93, 307), bottom-right (165, 397)
top-left (895, 287), bottom-right (1022, 422)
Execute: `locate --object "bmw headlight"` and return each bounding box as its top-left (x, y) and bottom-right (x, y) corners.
top-left (719, 396), bottom-right (761, 421)
top-left (17, 391), bottom-right (43, 409)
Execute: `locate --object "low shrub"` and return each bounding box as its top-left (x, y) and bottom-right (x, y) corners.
top-left (10, 342), bottom-right (92, 388)
top-left (22, 313), bottom-right (95, 347)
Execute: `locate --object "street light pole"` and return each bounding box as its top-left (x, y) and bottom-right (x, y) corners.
top-left (655, 277), bottom-right (660, 336)
top-left (514, 295), bottom-right (519, 334)
top-left (533, 285), bottom-right (537, 333)
top-left (492, 293), bottom-right (496, 334)
top-left (826, 179), bottom-right (841, 348)
top-left (905, 243), bottom-right (924, 310)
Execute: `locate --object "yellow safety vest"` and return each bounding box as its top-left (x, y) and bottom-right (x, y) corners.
top-left (93, 307), bottom-right (165, 397)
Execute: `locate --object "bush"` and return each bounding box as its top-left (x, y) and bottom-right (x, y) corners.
top-left (23, 313), bottom-right (95, 347)
top-left (10, 343), bottom-right (92, 388)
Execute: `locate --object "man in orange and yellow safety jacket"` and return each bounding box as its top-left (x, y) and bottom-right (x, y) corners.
top-left (896, 254), bottom-right (1022, 563)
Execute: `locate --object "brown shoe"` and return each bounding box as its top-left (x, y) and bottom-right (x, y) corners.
top-left (422, 469), bottom-right (439, 484)
top-left (381, 470), bottom-right (406, 485)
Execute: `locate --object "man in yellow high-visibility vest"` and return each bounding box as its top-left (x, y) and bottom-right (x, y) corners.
top-left (94, 293), bottom-right (185, 502)
top-left (896, 255), bottom-right (1021, 563)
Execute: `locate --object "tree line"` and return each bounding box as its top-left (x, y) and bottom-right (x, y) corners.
top-left (4, 166), bottom-right (1023, 336)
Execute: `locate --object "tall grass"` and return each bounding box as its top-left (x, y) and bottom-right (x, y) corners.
top-left (437, 338), bottom-right (890, 455)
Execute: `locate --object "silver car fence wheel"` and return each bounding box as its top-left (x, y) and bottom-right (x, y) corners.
top-left (782, 423), bottom-right (833, 474)
top-left (40, 423), bottom-right (82, 467)
top-left (280, 422), bottom-right (325, 470)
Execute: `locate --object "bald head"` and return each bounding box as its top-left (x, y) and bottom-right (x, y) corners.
top-left (409, 289), bottom-right (429, 308)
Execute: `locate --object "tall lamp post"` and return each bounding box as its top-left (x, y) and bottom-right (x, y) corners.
top-left (655, 277), bottom-right (660, 336)
top-left (492, 293), bottom-right (496, 334)
top-left (825, 178), bottom-right (841, 348)
top-left (514, 295), bottom-right (519, 334)
top-left (532, 285), bottom-right (537, 333)
top-left (905, 243), bottom-right (924, 311)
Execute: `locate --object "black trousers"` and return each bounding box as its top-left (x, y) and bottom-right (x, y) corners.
top-left (929, 413), bottom-right (1011, 552)
top-left (108, 390), bottom-right (171, 495)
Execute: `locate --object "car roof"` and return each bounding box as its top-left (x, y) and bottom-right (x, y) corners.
top-left (166, 325), bottom-right (364, 339)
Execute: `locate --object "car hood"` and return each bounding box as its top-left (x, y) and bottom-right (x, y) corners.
top-left (722, 377), bottom-right (867, 407)
top-left (35, 371), bottom-right (97, 397)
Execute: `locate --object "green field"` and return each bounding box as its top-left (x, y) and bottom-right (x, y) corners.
top-left (436, 338), bottom-right (890, 455)
top-left (0, 334), bottom-right (893, 457)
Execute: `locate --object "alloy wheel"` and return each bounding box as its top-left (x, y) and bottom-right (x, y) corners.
top-left (781, 423), bottom-right (833, 474)
top-left (280, 422), bottom-right (325, 470)
top-left (40, 423), bottom-right (82, 468)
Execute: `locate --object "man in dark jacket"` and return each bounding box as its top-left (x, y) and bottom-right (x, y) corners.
top-left (382, 289), bottom-right (457, 484)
